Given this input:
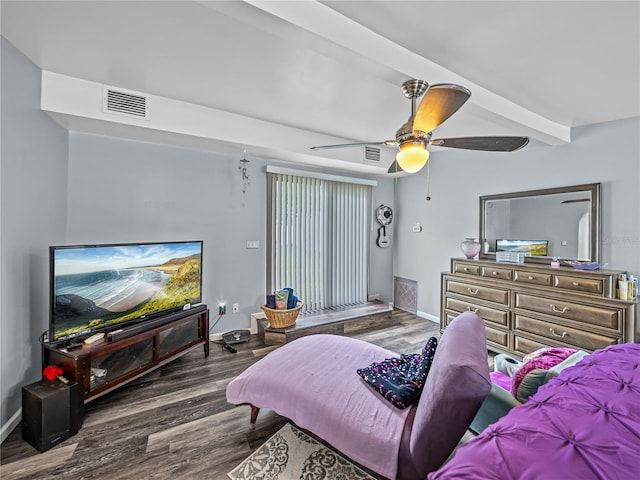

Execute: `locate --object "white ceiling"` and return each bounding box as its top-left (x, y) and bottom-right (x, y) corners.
top-left (2, 1), bottom-right (639, 175)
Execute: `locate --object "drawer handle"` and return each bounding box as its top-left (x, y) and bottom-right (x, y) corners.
top-left (549, 328), bottom-right (568, 338)
top-left (528, 276), bottom-right (534, 280)
top-left (467, 288), bottom-right (480, 295)
top-left (550, 304), bottom-right (569, 313)
top-left (492, 271), bottom-right (498, 276)
top-left (463, 267), bottom-right (470, 271)
top-left (572, 282), bottom-right (580, 286)
top-left (467, 307), bottom-right (479, 314)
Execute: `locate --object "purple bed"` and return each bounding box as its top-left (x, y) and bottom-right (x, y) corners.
top-left (429, 343), bottom-right (640, 480)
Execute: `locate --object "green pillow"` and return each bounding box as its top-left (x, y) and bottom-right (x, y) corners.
top-left (515, 351), bottom-right (589, 402)
top-left (515, 368), bottom-right (548, 403)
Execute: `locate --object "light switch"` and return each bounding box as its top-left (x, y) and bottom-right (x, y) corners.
top-left (246, 240), bottom-right (260, 249)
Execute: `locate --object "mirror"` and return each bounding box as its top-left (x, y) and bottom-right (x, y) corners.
top-left (479, 183), bottom-right (601, 264)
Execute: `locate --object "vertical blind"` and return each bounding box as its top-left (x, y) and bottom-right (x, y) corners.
top-left (268, 173), bottom-right (371, 312)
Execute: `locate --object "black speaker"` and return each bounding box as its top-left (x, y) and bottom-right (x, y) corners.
top-left (22, 380), bottom-right (83, 452)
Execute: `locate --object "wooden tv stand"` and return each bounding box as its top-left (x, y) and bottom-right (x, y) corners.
top-left (42, 307), bottom-right (209, 403)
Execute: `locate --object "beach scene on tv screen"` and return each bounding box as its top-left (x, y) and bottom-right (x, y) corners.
top-left (53, 242), bottom-right (202, 339)
top-left (496, 239), bottom-right (548, 256)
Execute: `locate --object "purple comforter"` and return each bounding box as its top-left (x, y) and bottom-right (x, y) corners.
top-left (429, 343), bottom-right (640, 480)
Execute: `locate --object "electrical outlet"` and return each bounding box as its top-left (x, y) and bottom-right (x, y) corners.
top-left (219, 305), bottom-right (226, 315)
top-left (232, 303), bottom-right (239, 313)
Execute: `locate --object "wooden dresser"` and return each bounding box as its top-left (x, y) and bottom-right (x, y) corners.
top-left (441, 258), bottom-right (638, 357)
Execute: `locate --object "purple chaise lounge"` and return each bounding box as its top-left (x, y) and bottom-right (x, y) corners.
top-left (429, 342), bottom-right (640, 480)
top-left (226, 311), bottom-right (491, 480)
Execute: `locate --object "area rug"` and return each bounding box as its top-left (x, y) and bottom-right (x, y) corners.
top-left (228, 423), bottom-right (376, 480)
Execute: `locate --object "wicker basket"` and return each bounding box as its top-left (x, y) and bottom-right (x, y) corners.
top-left (260, 301), bottom-right (303, 328)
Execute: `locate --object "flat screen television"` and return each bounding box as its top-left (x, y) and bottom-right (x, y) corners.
top-left (496, 239), bottom-right (548, 256)
top-left (49, 240), bottom-right (203, 344)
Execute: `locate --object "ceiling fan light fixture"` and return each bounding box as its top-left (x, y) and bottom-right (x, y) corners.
top-left (396, 142), bottom-right (429, 173)
top-left (310, 80), bottom-right (529, 174)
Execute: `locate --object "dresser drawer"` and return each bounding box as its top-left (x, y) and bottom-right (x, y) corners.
top-left (514, 314), bottom-right (619, 351)
top-left (513, 270), bottom-right (552, 286)
top-left (442, 257), bottom-right (633, 358)
top-left (447, 312), bottom-right (509, 350)
top-left (481, 266), bottom-right (513, 281)
top-left (514, 292), bottom-right (622, 331)
top-left (444, 313), bottom-right (457, 327)
top-left (553, 275), bottom-right (604, 295)
top-left (446, 279), bottom-right (510, 306)
top-left (445, 298), bottom-right (509, 327)
top-left (512, 334), bottom-right (556, 356)
top-left (453, 261), bottom-right (482, 276)
top-left (485, 324), bottom-right (510, 349)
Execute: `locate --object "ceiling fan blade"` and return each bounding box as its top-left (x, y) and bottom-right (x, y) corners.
top-left (311, 140), bottom-right (395, 150)
top-left (430, 136), bottom-right (529, 152)
top-left (412, 84), bottom-right (472, 134)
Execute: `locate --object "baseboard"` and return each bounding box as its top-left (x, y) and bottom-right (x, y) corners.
top-left (416, 310), bottom-right (440, 324)
top-left (1, 408), bottom-right (21, 444)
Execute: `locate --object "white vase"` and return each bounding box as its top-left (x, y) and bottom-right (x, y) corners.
top-left (460, 238), bottom-right (481, 259)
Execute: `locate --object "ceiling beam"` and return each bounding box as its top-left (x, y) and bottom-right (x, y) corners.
top-left (245, 0), bottom-right (571, 145)
top-left (41, 71), bottom-right (392, 175)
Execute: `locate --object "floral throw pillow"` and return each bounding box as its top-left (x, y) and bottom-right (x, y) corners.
top-left (511, 347), bottom-right (578, 397)
top-left (356, 336), bottom-right (438, 409)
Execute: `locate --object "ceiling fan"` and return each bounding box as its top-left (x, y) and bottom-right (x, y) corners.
top-left (310, 79), bottom-right (529, 174)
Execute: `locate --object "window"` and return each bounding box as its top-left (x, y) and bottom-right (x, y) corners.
top-left (267, 169), bottom-right (373, 312)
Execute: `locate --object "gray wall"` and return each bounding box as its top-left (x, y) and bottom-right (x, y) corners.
top-left (66, 133), bottom-right (268, 323)
top-left (1, 38), bottom-right (69, 428)
top-left (66, 133), bottom-right (395, 326)
top-left (394, 116), bottom-right (640, 318)
top-left (0, 36), bottom-right (396, 432)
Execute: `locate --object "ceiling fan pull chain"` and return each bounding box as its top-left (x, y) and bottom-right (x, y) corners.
top-left (426, 160), bottom-right (432, 201)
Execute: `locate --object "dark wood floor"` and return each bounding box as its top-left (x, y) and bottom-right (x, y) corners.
top-left (1, 309), bottom-right (443, 480)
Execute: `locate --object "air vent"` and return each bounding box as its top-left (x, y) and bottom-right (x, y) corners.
top-left (103, 87), bottom-right (149, 120)
top-left (364, 145), bottom-right (381, 162)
